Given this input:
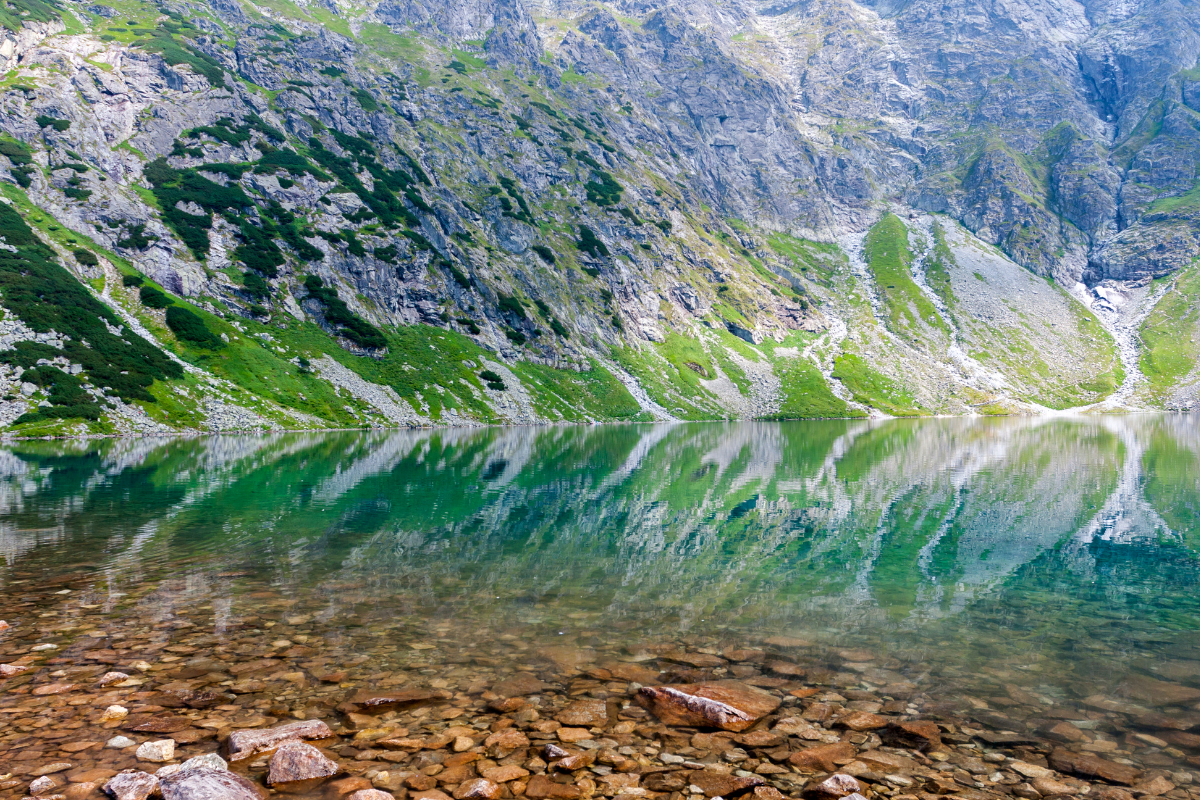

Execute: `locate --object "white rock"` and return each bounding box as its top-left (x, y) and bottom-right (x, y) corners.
top-left (99, 671), bottom-right (130, 686)
top-left (29, 776), bottom-right (56, 795)
top-left (101, 704), bottom-right (129, 722)
top-left (136, 739), bottom-right (176, 762)
top-left (155, 765), bottom-right (182, 778)
top-left (180, 753), bottom-right (228, 772)
top-left (107, 735), bottom-right (137, 749)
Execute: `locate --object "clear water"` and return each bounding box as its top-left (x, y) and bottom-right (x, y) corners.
top-left (2, 416), bottom-right (1200, 777)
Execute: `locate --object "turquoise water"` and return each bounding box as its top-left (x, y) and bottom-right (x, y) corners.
top-left (2, 416), bottom-right (1199, 757)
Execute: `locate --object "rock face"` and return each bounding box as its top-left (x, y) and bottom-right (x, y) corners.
top-left (103, 771), bottom-right (159, 800)
top-left (636, 682), bottom-right (781, 731)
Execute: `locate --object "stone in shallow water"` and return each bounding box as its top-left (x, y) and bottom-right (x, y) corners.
top-left (555, 699), bottom-right (608, 727)
top-left (136, 741), bottom-right (175, 763)
top-left (1116, 674), bottom-right (1200, 707)
top-left (159, 767), bottom-right (264, 800)
top-left (106, 736), bottom-right (135, 749)
top-left (881, 720), bottom-right (942, 751)
top-left (805, 774), bottom-right (862, 799)
top-left (453, 779), bottom-right (500, 800)
top-left (788, 743), bottom-right (858, 772)
top-left (1, 663), bottom-right (28, 677)
top-left (349, 792), bottom-right (396, 800)
top-left (29, 776), bottom-right (57, 795)
top-left (836, 711), bottom-right (888, 731)
top-left (636, 682), bottom-right (780, 732)
top-left (686, 769), bottom-right (764, 798)
top-left (227, 719), bottom-right (334, 761)
top-left (1048, 749), bottom-right (1142, 786)
top-left (124, 715), bottom-right (192, 734)
top-left (103, 770), bottom-right (160, 800)
top-left (350, 688), bottom-right (448, 712)
top-left (267, 740), bottom-right (341, 793)
top-left (98, 672), bottom-right (129, 687)
top-left (491, 673), bottom-right (551, 697)
top-left (179, 754), bottom-right (226, 773)
top-left (480, 766), bottom-right (529, 783)
top-left (524, 775), bottom-right (582, 799)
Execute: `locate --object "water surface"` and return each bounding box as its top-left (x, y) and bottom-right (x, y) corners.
top-left (2, 416), bottom-right (1200, 778)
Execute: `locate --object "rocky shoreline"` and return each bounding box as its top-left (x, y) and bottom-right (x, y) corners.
top-left (1, 610), bottom-right (1198, 800)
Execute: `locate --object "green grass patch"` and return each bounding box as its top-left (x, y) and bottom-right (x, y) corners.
top-left (865, 214), bottom-right (949, 342)
top-left (832, 352), bottom-right (923, 416)
top-left (511, 360), bottom-right (642, 421)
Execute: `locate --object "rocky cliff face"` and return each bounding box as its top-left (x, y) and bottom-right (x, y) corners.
top-left (0, 0), bottom-right (1195, 434)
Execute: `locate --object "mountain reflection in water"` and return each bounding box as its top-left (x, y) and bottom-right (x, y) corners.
top-left (1, 415), bottom-right (1198, 714)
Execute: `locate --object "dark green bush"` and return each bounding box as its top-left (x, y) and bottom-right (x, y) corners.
top-left (550, 318), bottom-right (569, 338)
top-left (443, 261), bottom-right (471, 289)
top-left (352, 88), bottom-right (379, 112)
top-left (233, 220), bottom-right (284, 277)
top-left (585, 171), bottom-right (623, 206)
top-left (35, 115), bottom-right (70, 131)
top-left (504, 327), bottom-right (526, 345)
top-left (531, 244), bottom-right (555, 264)
top-left (72, 248), bottom-right (98, 266)
top-left (577, 226), bottom-right (609, 258)
top-left (166, 305), bottom-right (223, 348)
top-left (242, 269), bottom-right (270, 300)
top-left (63, 187), bottom-right (92, 201)
top-left (140, 285), bottom-right (172, 308)
top-left (116, 223), bottom-right (154, 250)
top-left (122, 274), bottom-right (143, 287)
top-left (302, 275), bottom-right (387, 350)
top-left (0, 140), bottom-right (33, 166)
top-left (497, 293), bottom-right (526, 319)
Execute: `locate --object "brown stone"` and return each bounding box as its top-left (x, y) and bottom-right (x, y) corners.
top-left (602, 663), bottom-right (661, 684)
top-left (837, 712), bottom-right (888, 731)
top-left (752, 787), bottom-right (785, 800)
top-left (412, 791), bottom-right (453, 800)
top-left (1031, 778), bottom-right (1080, 797)
top-left (122, 716), bottom-right (193, 734)
top-left (788, 743), bottom-right (858, 773)
top-left (596, 774), bottom-right (639, 793)
top-left (483, 728), bottom-right (529, 752)
top-left (227, 720), bottom-right (335, 761)
top-left (32, 764), bottom-right (74, 778)
top-left (724, 649), bottom-right (767, 663)
top-left (435, 764), bottom-right (478, 785)
top-left (555, 700), bottom-right (607, 728)
top-left (736, 730), bottom-right (785, 748)
top-left (1133, 777), bottom-right (1175, 797)
top-left (492, 674), bottom-right (551, 698)
top-left (33, 683), bottom-right (77, 696)
top-left (643, 773), bottom-right (687, 793)
top-left (64, 782), bottom-right (98, 800)
top-left (67, 771), bottom-right (117, 786)
top-left (160, 768), bottom-right (265, 800)
top-left (1046, 722), bottom-right (1088, 743)
top-left (1164, 731), bottom-right (1200, 750)
top-left (636, 682), bottom-right (780, 732)
top-left (453, 779), bottom-right (500, 800)
top-left (881, 720), bottom-right (943, 751)
top-left (348, 792), bottom-right (396, 800)
top-left (523, 776), bottom-right (580, 800)
top-left (765, 661), bottom-right (806, 677)
top-left (61, 743), bottom-right (101, 754)
top-left (666, 652), bottom-right (727, 668)
top-left (352, 688), bottom-right (448, 712)
top-left (102, 771), bottom-right (159, 800)
top-left (1048, 749), bottom-right (1142, 786)
top-left (326, 777), bottom-right (374, 798)
top-left (407, 777), bottom-right (439, 791)
top-left (552, 751), bottom-right (595, 772)
top-left (854, 750), bottom-right (919, 773)
top-left (685, 769), bottom-right (764, 798)
top-left (555, 728), bottom-right (592, 743)
top-left (267, 741), bottom-right (342, 793)
top-left (1116, 675), bottom-right (1200, 707)
top-left (805, 774), bottom-right (862, 799)
top-left (480, 767), bottom-right (529, 784)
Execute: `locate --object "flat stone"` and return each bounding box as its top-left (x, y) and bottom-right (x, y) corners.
top-left (1117, 675), bottom-right (1200, 707)
top-left (33, 683), bottom-right (77, 696)
top-left (1049, 749), bottom-right (1142, 785)
top-left (453, 779), bottom-right (500, 800)
top-left (636, 682), bottom-right (781, 732)
top-left (98, 672), bottom-right (130, 687)
top-left (160, 767), bottom-right (265, 800)
top-left (1032, 777), bottom-right (1083, 797)
top-left (64, 781), bottom-right (97, 800)
top-left (1010, 762), bottom-right (1056, 780)
top-left (482, 728), bottom-right (529, 752)
top-left (30, 776), bottom-right (57, 795)
top-left (556, 728), bottom-right (592, 743)
top-left (106, 737), bottom-right (135, 750)
top-left (881, 720), bottom-right (943, 751)
top-left (348, 792), bottom-right (396, 800)
top-left (788, 743), bottom-right (859, 772)
top-left (103, 770), bottom-right (160, 800)
top-left (135, 741), bottom-right (175, 763)
top-left (491, 673), bottom-right (551, 697)
top-left (837, 712), bottom-right (888, 731)
top-left (685, 769), bottom-right (764, 798)
top-left (351, 689), bottom-right (447, 712)
top-left (480, 766), bottom-right (529, 783)
top-left (736, 730), bottom-right (785, 748)
top-left (124, 715), bottom-right (192, 734)
top-left (555, 699), bottom-right (608, 727)
top-left (1, 663), bottom-right (29, 677)
top-left (101, 707), bottom-right (128, 723)
top-left (61, 742), bottom-right (101, 754)
top-left (412, 791), bottom-right (453, 800)
top-left (524, 775), bottom-right (582, 799)
top-left (30, 765), bottom-right (73, 778)
top-left (1133, 776), bottom-right (1175, 797)
top-left (227, 720), bottom-right (334, 761)
top-left (805, 774), bottom-right (862, 799)
top-left (267, 741), bottom-right (341, 793)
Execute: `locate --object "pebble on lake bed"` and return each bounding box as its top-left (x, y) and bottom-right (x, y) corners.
top-left (267, 740), bottom-right (342, 793)
top-left (134, 740), bottom-right (175, 763)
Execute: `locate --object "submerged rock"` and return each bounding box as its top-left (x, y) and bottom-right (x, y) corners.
top-left (267, 740), bottom-right (342, 793)
top-left (1048, 749), bottom-right (1142, 785)
top-left (636, 682), bottom-right (780, 731)
top-left (159, 767), bottom-right (265, 800)
top-left (227, 719), bottom-right (334, 761)
top-left (103, 770), bottom-right (159, 800)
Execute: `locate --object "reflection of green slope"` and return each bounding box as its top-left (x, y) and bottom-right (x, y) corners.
top-left (1142, 428), bottom-right (1200, 552)
top-left (869, 484), bottom-right (955, 618)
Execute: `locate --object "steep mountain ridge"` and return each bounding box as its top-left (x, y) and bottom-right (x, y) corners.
top-left (0, 0), bottom-right (1195, 434)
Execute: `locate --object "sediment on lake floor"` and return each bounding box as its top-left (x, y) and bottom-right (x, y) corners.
top-left (1, 575), bottom-right (1198, 800)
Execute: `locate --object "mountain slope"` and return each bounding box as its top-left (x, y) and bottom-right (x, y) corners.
top-left (0, 0), bottom-right (1193, 433)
